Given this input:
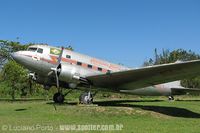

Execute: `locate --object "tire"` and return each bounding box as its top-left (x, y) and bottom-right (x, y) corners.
top-left (53, 92), bottom-right (64, 103)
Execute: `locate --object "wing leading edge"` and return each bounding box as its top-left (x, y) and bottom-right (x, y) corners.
top-left (86, 60), bottom-right (200, 90)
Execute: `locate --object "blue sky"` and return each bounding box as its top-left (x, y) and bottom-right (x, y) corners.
top-left (0, 0), bottom-right (200, 67)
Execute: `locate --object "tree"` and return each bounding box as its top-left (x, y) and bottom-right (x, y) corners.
top-left (2, 61), bottom-right (29, 100)
top-left (0, 40), bottom-right (32, 67)
top-left (143, 58), bottom-right (154, 66)
top-left (65, 45), bottom-right (74, 51)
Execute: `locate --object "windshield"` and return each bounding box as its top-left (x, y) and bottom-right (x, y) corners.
top-left (28, 47), bottom-right (38, 52)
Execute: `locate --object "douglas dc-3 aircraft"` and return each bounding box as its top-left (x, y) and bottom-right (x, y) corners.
top-left (11, 45), bottom-right (200, 104)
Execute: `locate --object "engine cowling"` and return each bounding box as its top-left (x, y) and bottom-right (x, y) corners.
top-left (59, 64), bottom-right (80, 83)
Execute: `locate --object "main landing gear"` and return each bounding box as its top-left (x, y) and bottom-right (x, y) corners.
top-left (168, 96), bottom-right (174, 101)
top-left (79, 91), bottom-right (93, 104)
top-left (53, 92), bottom-right (65, 103)
top-left (53, 91), bottom-right (94, 104)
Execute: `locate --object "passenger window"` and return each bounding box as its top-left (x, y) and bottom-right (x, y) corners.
top-left (37, 48), bottom-right (43, 54)
top-left (77, 62), bottom-right (82, 66)
top-left (66, 55), bottom-right (71, 59)
top-left (88, 64), bottom-right (92, 69)
top-left (98, 67), bottom-right (102, 71)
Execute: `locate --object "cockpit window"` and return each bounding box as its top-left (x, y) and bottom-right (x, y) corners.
top-left (28, 47), bottom-right (37, 52)
top-left (37, 48), bottom-right (43, 54)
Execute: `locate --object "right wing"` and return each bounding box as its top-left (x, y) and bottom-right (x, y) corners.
top-left (87, 60), bottom-right (200, 90)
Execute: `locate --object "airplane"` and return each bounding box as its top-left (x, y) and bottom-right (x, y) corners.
top-left (10, 44), bottom-right (200, 104)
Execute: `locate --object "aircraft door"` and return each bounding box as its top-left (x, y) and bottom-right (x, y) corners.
top-left (31, 48), bottom-right (42, 61)
top-left (32, 48), bottom-right (44, 71)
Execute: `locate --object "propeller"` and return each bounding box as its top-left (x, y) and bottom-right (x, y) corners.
top-left (48, 47), bottom-right (64, 88)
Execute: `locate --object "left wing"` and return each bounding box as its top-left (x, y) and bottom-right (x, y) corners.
top-left (86, 60), bottom-right (200, 90)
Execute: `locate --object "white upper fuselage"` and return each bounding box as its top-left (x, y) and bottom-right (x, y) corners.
top-left (12, 45), bottom-right (129, 78)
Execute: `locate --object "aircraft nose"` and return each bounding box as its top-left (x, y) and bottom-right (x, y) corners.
top-left (10, 51), bottom-right (32, 69)
top-left (10, 52), bottom-right (21, 62)
top-left (10, 52), bottom-right (17, 60)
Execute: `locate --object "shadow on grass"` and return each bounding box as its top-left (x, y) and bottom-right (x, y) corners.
top-left (47, 99), bottom-right (200, 118)
top-left (0, 98), bottom-right (47, 102)
top-left (15, 108), bottom-right (27, 111)
top-left (46, 101), bottom-right (77, 106)
top-left (46, 99), bottom-right (163, 106)
top-left (176, 99), bottom-right (200, 102)
top-left (94, 100), bottom-right (200, 118)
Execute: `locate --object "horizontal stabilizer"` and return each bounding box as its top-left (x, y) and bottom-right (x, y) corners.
top-left (171, 88), bottom-right (200, 95)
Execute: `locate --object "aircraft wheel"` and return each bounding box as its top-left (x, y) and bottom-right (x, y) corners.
top-left (168, 96), bottom-right (174, 101)
top-left (79, 92), bottom-right (93, 104)
top-left (53, 92), bottom-right (64, 103)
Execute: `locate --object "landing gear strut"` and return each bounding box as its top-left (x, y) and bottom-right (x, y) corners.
top-left (53, 92), bottom-right (65, 103)
top-left (79, 92), bottom-right (93, 104)
top-left (168, 96), bottom-right (174, 101)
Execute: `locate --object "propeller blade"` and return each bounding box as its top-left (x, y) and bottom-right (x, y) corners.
top-left (55, 70), bottom-right (59, 88)
top-left (47, 71), bottom-right (54, 76)
top-left (57, 47), bottom-right (64, 65)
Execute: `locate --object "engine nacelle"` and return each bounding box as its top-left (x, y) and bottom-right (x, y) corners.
top-left (59, 64), bottom-right (80, 83)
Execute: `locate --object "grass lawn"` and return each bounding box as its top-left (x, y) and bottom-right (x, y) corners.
top-left (0, 96), bottom-right (200, 133)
